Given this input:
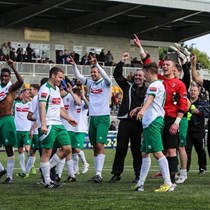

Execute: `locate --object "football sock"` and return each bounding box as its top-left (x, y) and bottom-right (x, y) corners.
top-left (158, 156), bottom-right (171, 186)
top-left (66, 159), bottom-right (75, 178)
top-left (56, 158), bottom-right (66, 177)
top-left (0, 162), bottom-right (5, 171)
top-left (7, 156), bottom-right (15, 179)
top-left (50, 153), bottom-right (62, 168)
top-left (137, 157), bottom-right (151, 186)
top-left (19, 153), bottom-right (26, 173)
top-left (40, 161), bottom-right (51, 184)
top-left (78, 150), bottom-right (88, 165)
top-left (25, 156), bottom-right (36, 174)
top-left (72, 153), bottom-right (79, 171)
top-left (167, 156), bottom-right (178, 184)
top-left (96, 154), bottom-right (105, 177)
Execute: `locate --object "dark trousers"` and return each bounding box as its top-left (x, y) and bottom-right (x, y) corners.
top-left (186, 131), bottom-right (207, 171)
top-left (111, 119), bottom-right (142, 177)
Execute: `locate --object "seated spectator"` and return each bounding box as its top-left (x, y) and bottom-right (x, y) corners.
top-left (80, 53), bottom-right (89, 65)
top-left (109, 121), bottom-right (117, 131)
top-left (56, 51), bottom-right (64, 64)
top-left (10, 48), bottom-right (16, 61)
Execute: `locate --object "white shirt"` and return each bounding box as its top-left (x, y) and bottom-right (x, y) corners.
top-left (86, 78), bottom-right (111, 116)
top-left (29, 95), bottom-right (39, 134)
top-left (61, 93), bottom-right (88, 132)
top-left (142, 80), bottom-right (165, 128)
top-left (38, 82), bottom-right (64, 126)
top-left (13, 100), bottom-right (32, 131)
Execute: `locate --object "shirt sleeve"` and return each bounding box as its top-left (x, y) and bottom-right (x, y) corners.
top-left (38, 85), bottom-right (50, 102)
top-left (177, 81), bottom-right (188, 114)
top-left (29, 97), bottom-right (37, 113)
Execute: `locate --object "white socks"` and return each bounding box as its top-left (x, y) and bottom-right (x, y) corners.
top-left (72, 153), bottom-right (79, 171)
top-left (0, 162), bottom-right (5, 171)
top-left (50, 153), bottom-right (62, 168)
top-left (56, 158), bottom-right (66, 178)
top-left (40, 161), bottom-right (51, 184)
top-left (66, 159), bottom-right (75, 178)
top-left (18, 153), bottom-right (26, 173)
top-left (78, 150), bottom-right (88, 165)
top-left (96, 154), bottom-right (105, 177)
top-left (137, 157), bottom-right (151, 186)
top-left (7, 156), bottom-right (15, 179)
top-left (179, 169), bottom-right (187, 177)
top-left (158, 156), bottom-right (171, 186)
top-left (25, 156), bottom-right (36, 174)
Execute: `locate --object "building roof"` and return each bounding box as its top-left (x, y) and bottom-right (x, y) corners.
top-left (0, 0), bottom-right (210, 42)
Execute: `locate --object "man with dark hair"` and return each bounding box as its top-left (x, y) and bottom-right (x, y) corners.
top-left (0, 59), bottom-right (24, 184)
top-left (38, 66), bottom-right (77, 188)
top-left (109, 52), bottom-right (147, 183)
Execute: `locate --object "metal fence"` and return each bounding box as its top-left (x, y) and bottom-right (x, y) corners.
top-left (1, 61), bottom-right (210, 85)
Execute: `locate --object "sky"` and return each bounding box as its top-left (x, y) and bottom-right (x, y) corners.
top-left (185, 33), bottom-right (210, 57)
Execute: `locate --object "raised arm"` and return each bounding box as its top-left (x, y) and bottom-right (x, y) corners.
top-left (133, 34), bottom-right (152, 64)
top-left (81, 86), bottom-right (89, 109)
top-left (69, 56), bottom-right (87, 84)
top-left (6, 59), bottom-right (24, 91)
top-left (191, 54), bottom-right (203, 86)
top-left (66, 82), bottom-right (81, 106)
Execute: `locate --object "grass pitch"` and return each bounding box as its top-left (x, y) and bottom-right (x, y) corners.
top-left (0, 149), bottom-right (210, 210)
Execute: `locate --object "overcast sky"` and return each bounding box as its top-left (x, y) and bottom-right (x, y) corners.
top-left (185, 33), bottom-right (210, 57)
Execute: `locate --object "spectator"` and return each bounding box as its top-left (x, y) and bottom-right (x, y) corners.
top-left (62, 50), bottom-right (69, 64)
top-left (109, 121), bottom-right (117, 131)
top-left (26, 43), bottom-right (33, 62)
top-left (56, 51), bottom-right (64, 64)
top-left (99, 49), bottom-right (105, 63)
top-left (109, 52), bottom-right (146, 184)
top-left (1, 43), bottom-right (8, 58)
top-left (105, 50), bottom-right (114, 66)
top-left (9, 48), bottom-right (16, 61)
top-left (80, 53), bottom-right (89, 65)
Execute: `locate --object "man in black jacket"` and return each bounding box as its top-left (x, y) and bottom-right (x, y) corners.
top-left (109, 52), bottom-right (147, 183)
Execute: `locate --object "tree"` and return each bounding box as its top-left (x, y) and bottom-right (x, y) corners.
top-left (188, 46), bottom-right (210, 69)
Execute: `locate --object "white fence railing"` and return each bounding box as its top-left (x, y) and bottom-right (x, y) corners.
top-left (1, 61), bottom-right (210, 84)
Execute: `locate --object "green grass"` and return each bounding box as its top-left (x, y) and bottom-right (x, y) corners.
top-left (0, 149), bottom-right (210, 210)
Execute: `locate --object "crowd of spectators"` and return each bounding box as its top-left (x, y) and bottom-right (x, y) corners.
top-left (0, 42), bottom-right (53, 64)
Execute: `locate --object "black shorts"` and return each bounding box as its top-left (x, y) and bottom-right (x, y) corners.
top-left (162, 116), bottom-right (179, 149)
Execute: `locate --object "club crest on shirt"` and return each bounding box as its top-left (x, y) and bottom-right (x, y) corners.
top-left (41, 92), bottom-right (48, 98)
top-left (64, 105), bottom-right (69, 110)
top-left (172, 83), bottom-right (176, 87)
top-left (149, 87), bottom-right (157, 92)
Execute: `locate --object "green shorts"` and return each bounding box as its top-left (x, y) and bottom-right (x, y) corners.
top-left (141, 117), bottom-right (164, 153)
top-left (68, 131), bottom-right (85, 149)
top-left (39, 124), bottom-right (70, 149)
top-left (179, 117), bottom-right (188, 147)
top-left (88, 115), bottom-right (110, 145)
top-left (31, 134), bottom-right (39, 150)
top-left (16, 131), bottom-right (32, 148)
top-left (0, 115), bottom-right (17, 147)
